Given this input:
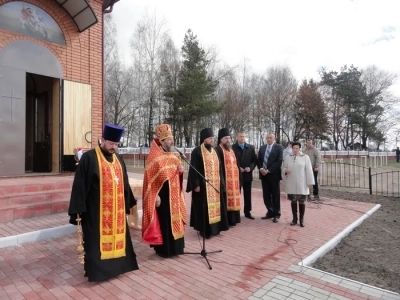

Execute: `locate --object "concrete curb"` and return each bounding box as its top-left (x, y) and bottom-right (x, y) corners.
top-left (299, 265), bottom-right (400, 298)
top-left (0, 210), bottom-right (143, 249)
top-left (0, 224), bottom-right (76, 248)
top-left (300, 203), bottom-right (381, 266)
top-left (292, 203), bottom-right (400, 298)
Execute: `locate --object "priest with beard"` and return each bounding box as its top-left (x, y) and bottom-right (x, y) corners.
top-left (68, 124), bottom-right (139, 282)
top-left (186, 128), bottom-right (229, 238)
top-left (215, 128), bottom-right (241, 226)
top-left (141, 124), bottom-right (187, 257)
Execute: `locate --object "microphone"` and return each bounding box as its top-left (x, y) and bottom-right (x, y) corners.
top-left (174, 147), bottom-right (185, 158)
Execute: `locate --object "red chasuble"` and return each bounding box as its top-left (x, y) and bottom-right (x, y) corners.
top-left (142, 139), bottom-right (187, 245)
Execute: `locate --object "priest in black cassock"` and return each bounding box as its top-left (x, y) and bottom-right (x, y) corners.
top-left (186, 128), bottom-right (229, 238)
top-left (68, 124), bottom-right (139, 282)
top-left (215, 128), bottom-right (241, 226)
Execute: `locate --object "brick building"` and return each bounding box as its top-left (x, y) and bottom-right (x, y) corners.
top-left (0, 0), bottom-right (118, 176)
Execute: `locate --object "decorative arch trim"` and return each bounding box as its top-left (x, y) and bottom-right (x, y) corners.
top-left (0, 40), bottom-right (63, 78)
top-left (53, 0), bottom-right (98, 32)
top-left (0, 1), bottom-right (66, 45)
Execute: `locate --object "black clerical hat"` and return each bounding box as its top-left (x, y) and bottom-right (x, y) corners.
top-left (218, 128), bottom-right (230, 143)
top-left (200, 128), bottom-right (214, 143)
top-left (103, 123), bottom-right (124, 143)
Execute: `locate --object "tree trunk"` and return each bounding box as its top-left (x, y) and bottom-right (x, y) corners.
top-left (147, 96), bottom-right (154, 145)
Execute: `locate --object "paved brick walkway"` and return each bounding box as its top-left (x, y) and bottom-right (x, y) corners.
top-left (0, 177), bottom-right (399, 300)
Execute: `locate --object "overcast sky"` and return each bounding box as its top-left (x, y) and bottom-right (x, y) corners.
top-left (111, 0), bottom-right (400, 95)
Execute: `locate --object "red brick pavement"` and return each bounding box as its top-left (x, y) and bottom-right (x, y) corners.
top-left (0, 183), bottom-right (377, 300)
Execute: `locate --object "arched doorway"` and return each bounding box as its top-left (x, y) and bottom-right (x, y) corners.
top-left (0, 40), bottom-right (63, 176)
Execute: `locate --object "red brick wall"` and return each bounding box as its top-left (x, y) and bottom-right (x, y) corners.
top-left (0, 0), bottom-right (104, 147)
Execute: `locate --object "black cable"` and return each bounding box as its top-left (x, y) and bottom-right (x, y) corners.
top-left (191, 195), bottom-right (374, 273)
top-left (199, 224), bottom-right (306, 275)
top-left (307, 196), bottom-right (374, 215)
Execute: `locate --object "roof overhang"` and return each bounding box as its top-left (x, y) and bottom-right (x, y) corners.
top-left (103, 0), bottom-right (120, 12)
top-left (54, 0), bottom-right (98, 32)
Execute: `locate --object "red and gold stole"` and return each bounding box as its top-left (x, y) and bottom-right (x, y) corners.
top-left (201, 143), bottom-right (221, 224)
top-left (142, 140), bottom-right (187, 245)
top-left (95, 146), bottom-right (126, 260)
top-left (220, 146), bottom-right (241, 211)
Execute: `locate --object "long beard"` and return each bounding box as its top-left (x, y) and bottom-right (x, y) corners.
top-left (223, 143), bottom-right (231, 151)
top-left (204, 143), bottom-right (212, 149)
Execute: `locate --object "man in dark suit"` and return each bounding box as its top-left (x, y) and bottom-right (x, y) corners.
top-left (257, 133), bottom-right (283, 223)
top-left (232, 131), bottom-right (257, 219)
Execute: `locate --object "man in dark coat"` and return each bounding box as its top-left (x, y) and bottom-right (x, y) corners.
top-left (186, 128), bottom-right (229, 238)
top-left (68, 124), bottom-right (139, 282)
top-left (232, 131), bottom-right (257, 219)
top-left (257, 132), bottom-right (283, 223)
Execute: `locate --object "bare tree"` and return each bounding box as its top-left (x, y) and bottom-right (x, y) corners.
top-left (130, 11), bottom-right (169, 145)
top-left (263, 65), bottom-right (297, 143)
top-left (104, 14), bottom-right (118, 72)
top-left (249, 74), bottom-right (270, 147)
top-left (104, 14), bottom-right (138, 147)
top-left (358, 65), bottom-right (398, 149)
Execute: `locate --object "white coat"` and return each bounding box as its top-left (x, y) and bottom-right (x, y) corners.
top-left (282, 153), bottom-right (315, 195)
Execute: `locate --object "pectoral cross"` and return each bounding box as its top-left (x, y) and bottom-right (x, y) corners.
top-left (114, 177), bottom-right (119, 185)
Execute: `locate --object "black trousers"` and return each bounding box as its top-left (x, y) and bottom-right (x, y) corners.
top-left (313, 171), bottom-right (319, 196)
top-left (241, 181), bottom-right (252, 215)
top-left (261, 175), bottom-right (281, 218)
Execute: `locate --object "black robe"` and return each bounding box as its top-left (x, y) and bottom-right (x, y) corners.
top-left (215, 145), bottom-right (241, 226)
top-left (186, 145), bottom-right (229, 238)
top-left (68, 148), bottom-right (139, 282)
top-left (152, 181), bottom-right (185, 257)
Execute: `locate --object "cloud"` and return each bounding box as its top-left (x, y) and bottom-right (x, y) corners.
top-left (382, 26), bottom-right (396, 33)
top-left (111, 0), bottom-right (400, 96)
top-left (364, 26), bottom-right (397, 45)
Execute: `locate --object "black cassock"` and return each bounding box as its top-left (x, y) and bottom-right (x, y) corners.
top-left (186, 146), bottom-right (229, 238)
top-left (68, 148), bottom-right (139, 282)
top-left (151, 181), bottom-right (185, 257)
top-left (215, 146), bottom-right (241, 226)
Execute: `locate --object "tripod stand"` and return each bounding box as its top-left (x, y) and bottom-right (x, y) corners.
top-left (175, 148), bottom-right (222, 270)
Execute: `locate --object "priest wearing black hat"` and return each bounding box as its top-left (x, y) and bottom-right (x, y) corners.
top-left (215, 128), bottom-right (241, 226)
top-left (186, 128), bottom-right (229, 238)
top-left (68, 123), bottom-right (139, 282)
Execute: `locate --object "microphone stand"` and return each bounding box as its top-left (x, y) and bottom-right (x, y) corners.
top-left (175, 148), bottom-right (222, 270)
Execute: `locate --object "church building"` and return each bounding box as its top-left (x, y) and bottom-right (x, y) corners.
top-left (0, 0), bottom-right (119, 176)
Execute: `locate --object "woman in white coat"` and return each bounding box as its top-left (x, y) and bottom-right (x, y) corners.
top-left (282, 142), bottom-right (315, 227)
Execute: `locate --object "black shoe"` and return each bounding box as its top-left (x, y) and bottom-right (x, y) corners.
top-left (273, 217), bottom-right (279, 223)
top-left (245, 214), bottom-right (255, 220)
top-left (261, 215), bottom-right (273, 220)
top-left (314, 196), bottom-right (320, 201)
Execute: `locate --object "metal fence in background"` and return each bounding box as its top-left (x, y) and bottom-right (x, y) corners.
top-left (370, 171), bottom-right (400, 197)
top-left (122, 152), bottom-right (400, 198)
top-left (319, 161), bottom-right (370, 190)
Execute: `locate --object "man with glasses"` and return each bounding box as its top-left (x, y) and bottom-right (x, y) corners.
top-left (68, 123), bottom-right (139, 282)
